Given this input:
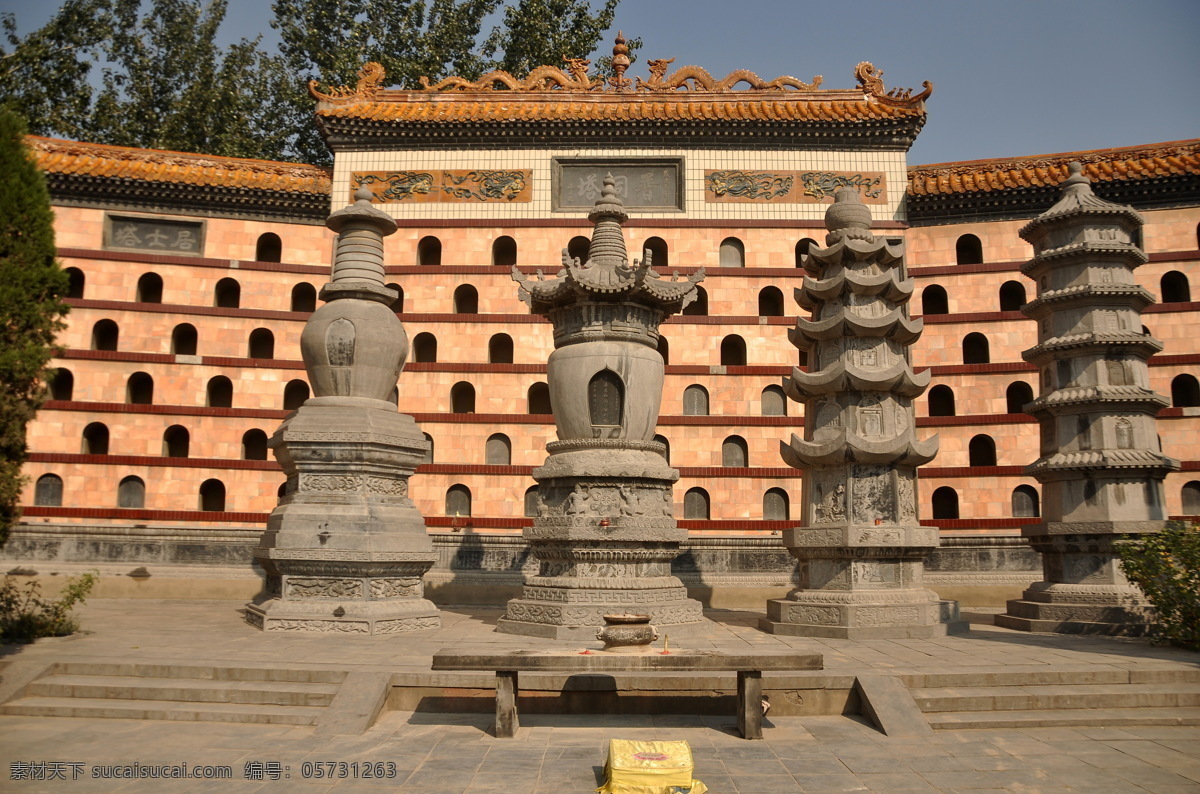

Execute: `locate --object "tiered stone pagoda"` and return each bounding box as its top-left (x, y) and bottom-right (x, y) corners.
top-left (496, 176), bottom-right (706, 639)
top-left (760, 188), bottom-right (962, 638)
top-left (996, 163), bottom-right (1180, 635)
top-left (246, 188), bottom-right (440, 634)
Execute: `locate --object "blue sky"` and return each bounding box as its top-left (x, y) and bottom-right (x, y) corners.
top-left (6, 0), bottom-right (1198, 164)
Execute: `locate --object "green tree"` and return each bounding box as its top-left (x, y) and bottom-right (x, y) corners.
top-left (0, 110), bottom-right (69, 547)
top-left (483, 0), bottom-right (619, 78)
top-left (86, 0), bottom-right (290, 159)
top-left (0, 0), bottom-right (112, 138)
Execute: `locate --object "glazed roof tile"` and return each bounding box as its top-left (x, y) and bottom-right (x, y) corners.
top-left (907, 139), bottom-right (1199, 197)
top-left (28, 137), bottom-right (332, 196)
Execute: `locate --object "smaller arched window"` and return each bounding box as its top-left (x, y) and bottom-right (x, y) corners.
top-left (82, 422), bottom-right (109, 455)
top-left (207, 376), bottom-right (233, 408)
top-left (524, 486), bottom-right (540, 517)
top-left (283, 380), bottom-right (309, 410)
top-left (928, 385), bottom-right (955, 417)
top-left (255, 233), bottom-right (282, 263)
top-left (277, 482), bottom-right (288, 500)
top-left (118, 476), bottom-right (145, 509)
top-left (417, 236), bottom-right (442, 266)
top-left (763, 488), bottom-right (789, 520)
top-left (761, 385), bottom-right (787, 416)
top-left (931, 487), bottom-right (960, 519)
top-left (136, 272), bottom-right (163, 303)
top-left (1012, 485), bottom-right (1040, 518)
top-left (492, 236), bottom-right (517, 267)
top-left (446, 484), bottom-right (471, 517)
top-left (720, 335), bottom-right (747, 366)
top-left (684, 488), bottom-right (710, 519)
top-left (214, 277), bottom-right (240, 308)
top-left (1160, 271), bottom-right (1190, 303)
top-left (683, 385), bottom-right (709, 416)
top-left (955, 234), bottom-right (983, 265)
top-left (65, 267), bottom-right (85, 298)
top-left (1182, 481), bottom-right (1200, 515)
top-left (412, 333), bottom-right (437, 363)
top-left (248, 328), bottom-right (275, 359)
top-left (719, 237), bottom-right (745, 268)
top-left (451, 382), bottom-right (475, 413)
top-left (1172, 374), bottom-right (1200, 407)
top-left (921, 285), bottom-right (948, 315)
top-left (588, 370), bottom-right (624, 428)
top-left (91, 319), bottom-right (119, 351)
top-left (49, 368), bottom-right (73, 401)
top-left (171, 323), bottom-right (197, 356)
top-left (999, 281), bottom-right (1026, 311)
top-left (963, 332), bottom-right (990, 364)
top-left (657, 335), bottom-right (669, 365)
top-left (486, 433), bottom-right (512, 465)
top-left (567, 236), bottom-right (590, 262)
top-left (969, 434), bottom-right (997, 467)
top-left (126, 372), bottom-right (154, 405)
top-left (453, 284), bottom-right (478, 313)
top-left (643, 237), bottom-right (668, 268)
top-left (34, 474), bottom-right (63, 506)
top-left (722, 435), bottom-right (748, 468)
top-left (489, 333), bottom-right (514, 364)
top-left (385, 283), bottom-right (403, 312)
top-left (528, 382), bottom-right (552, 414)
top-left (1006, 381), bottom-right (1033, 414)
top-left (163, 425), bottom-right (189, 458)
top-left (654, 434), bottom-right (670, 464)
top-left (682, 286), bottom-right (708, 316)
top-left (242, 429), bottom-right (269, 460)
top-left (199, 479), bottom-right (226, 511)
top-left (758, 287), bottom-right (784, 317)
top-left (795, 238), bottom-right (816, 267)
top-left (291, 283), bottom-right (316, 312)
top-left (422, 433), bottom-right (434, 464)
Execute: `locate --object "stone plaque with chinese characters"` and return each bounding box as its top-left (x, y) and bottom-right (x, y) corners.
top-left (554, 160), bottom-right (682, 211)
top-left (104, 215), bottom-right (204, 255)
top-left (352, 170), bottom-right (532, 204)
top-left (705, 170), bottom-right (886, 204)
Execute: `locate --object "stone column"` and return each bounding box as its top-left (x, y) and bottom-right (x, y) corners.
top-left (995, 163), bottom-right (1180, 635)
top-left (760, 188), bottom-right (963, 639)
top-left (245, 188), bottom-right (440, 634)
top-left (495, 176), bottom-right (706, 639)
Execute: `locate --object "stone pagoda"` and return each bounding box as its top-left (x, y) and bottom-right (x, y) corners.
top-left (760, 188), bottom-right (962, 639)
top-left (246, 188), bottom-right (440, 634)
top-left (995, 163), bottom-right (1180, 635)
top-left (496, 175), bottom-right (706, 639)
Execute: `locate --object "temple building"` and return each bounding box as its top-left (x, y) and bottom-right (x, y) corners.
top-left (9, 49), bottom-right (1199, 606)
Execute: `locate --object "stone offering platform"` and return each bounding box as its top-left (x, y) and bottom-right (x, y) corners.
top-left (2, 599), bottom-right (1199, 791)
top-left (432, 647), bottom-right (823, 739)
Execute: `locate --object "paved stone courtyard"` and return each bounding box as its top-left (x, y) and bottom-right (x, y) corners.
top-left (2, 599), bottom-right (1199, 792)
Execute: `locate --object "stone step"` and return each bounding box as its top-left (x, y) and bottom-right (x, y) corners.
top-left (927, 707), bottom-right (1200, 731)
top-left (52, 662), bottom-right (346, 685)
top-left (0, 696), bottom-right (325, 725)
top-left (26, 674), bottom-right (340, 707)
top-left (914, 683), bottom-right (1200, 713)
top-left (901, 666), bottom-right (1200, 689)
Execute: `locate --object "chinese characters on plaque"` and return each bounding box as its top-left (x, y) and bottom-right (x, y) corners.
top-left (105, 216), bottom-right (204, 255)
top-left (555, 162), bottom-right (682, 211)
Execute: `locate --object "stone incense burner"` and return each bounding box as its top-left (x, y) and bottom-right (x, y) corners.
top-left (596, 613), bottom-right (659, 653)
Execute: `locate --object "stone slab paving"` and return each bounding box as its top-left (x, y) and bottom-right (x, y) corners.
top-left (0, 599), bottom-right (1198, 792)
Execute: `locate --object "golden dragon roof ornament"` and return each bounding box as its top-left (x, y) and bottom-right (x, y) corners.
top-left (854, 62), bottom-right (932, 106)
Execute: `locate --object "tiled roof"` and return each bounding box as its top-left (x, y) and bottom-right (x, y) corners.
top-left (28, 137), bottom-right (331, 196)
top-left (316, 94), bottom-right (923, 125)
top-left (907, 140), bottom-right (1199, 197)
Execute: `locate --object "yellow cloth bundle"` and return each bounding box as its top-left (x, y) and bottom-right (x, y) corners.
top-left (596, 739), bottom-right (708, 794)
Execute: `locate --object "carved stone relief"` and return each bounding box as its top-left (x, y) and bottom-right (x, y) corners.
top-left (284, 577), bottom-right (363, 599)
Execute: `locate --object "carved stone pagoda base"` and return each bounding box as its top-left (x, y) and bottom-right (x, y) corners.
top-left (994, 521), bottom-right (1158, 636)
top-left (246, 399), bottom-right (440, 635)
top-left (758, 524), bottom-right (967, 639)
top-left (496, 447), bottom-right (704, 640)
top-left (246, 553), bottom-right (440, 634)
